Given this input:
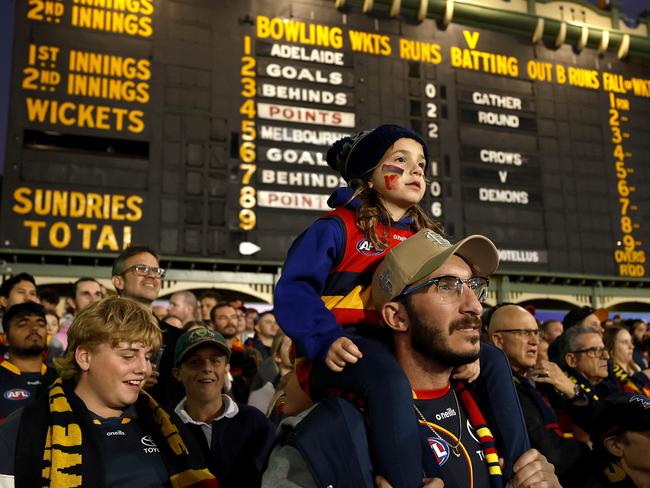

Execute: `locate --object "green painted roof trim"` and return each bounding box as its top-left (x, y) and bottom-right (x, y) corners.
top-left (338, 0), bottom-right (650, 59)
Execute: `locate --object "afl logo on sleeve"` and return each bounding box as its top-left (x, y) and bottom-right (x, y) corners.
top-left (3, 389), bottom-right (30, 400)
top-left (427, 437), bottom-right (450, 466)
top-left (356, 238), bottom-right (384, 256)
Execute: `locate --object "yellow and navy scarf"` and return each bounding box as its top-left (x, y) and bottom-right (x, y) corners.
top-left (612, 363), bottom-right (650, 397)
top-left (15, 378), bottom-right (218, 488)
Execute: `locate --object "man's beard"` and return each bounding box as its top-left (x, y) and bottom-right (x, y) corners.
top-left (11, 344), bottom-right (44, 358)
top-left (219, 326), bottom-right (237, 339)
top-left (405, 299), bottom-right (481, 368)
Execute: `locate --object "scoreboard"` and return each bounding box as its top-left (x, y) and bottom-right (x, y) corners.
top-left (2, 0), bottom-right (650, 279)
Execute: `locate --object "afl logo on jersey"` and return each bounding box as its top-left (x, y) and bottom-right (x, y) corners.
top-left (427, 437), bottom-right (450, 466)
top-left (356, 238), bottom-right (384, 256)
top-left (4, 389), bottom-right (30, 401)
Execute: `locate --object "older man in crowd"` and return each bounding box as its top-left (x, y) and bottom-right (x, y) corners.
top-left (488, 304), bottom-right (592, 486)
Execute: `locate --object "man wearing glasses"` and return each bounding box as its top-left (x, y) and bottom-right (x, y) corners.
top-left (264, 229), bottom-right (558, 487)
top-left (558, 325), bottom-right (619, 403)
top-left (487, 304), bottom-right (593, 486)
top-left (111, 245), bottom-right (166, 307)
top-left (111, 245), bottom-right (183, 407)
top-left (369, 229), bottom-right (559, 488)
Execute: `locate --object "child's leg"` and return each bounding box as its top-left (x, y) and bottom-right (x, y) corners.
top-left (479, 343), bottom-right (531, 479)
top-left (309, 335), bottom-right (425, 488)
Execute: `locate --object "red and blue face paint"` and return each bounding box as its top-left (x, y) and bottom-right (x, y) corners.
top-left (382, 164), bottom-right (404, 190)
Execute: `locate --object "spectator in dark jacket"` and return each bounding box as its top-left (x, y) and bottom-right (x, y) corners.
top-left (488, 304), bottom-right (593, 486)
top-left (173, 327), bottom-right (276, 488)
top-left (587, 393), bottom-right (650, 487)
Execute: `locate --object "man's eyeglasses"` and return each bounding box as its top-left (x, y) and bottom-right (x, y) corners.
top-left (121, 265), bottom-right (166, 279)
top-left (397, 275), bottom-right (489, 302)
top-left (570, 346), bottom-right (609, 358)
top-left (493, 329), bottom-right (543, 339)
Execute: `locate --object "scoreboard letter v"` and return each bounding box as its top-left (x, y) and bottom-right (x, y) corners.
top-left (463, 31), bottom-right (480, 49)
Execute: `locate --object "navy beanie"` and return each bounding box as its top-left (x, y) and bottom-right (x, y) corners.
top-left (326, 124), bottom-right (429, 182)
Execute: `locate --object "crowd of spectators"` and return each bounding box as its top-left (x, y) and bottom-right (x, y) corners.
top-left (0, 241), bottom-right (648, 487)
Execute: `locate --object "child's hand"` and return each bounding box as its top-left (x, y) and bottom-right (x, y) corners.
top-left (451, 358), bottom-right (480, 383)
top-left (325, 337), bottom-right (363, 372)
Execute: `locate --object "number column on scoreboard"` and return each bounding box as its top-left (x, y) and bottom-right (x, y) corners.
top-left (239, 35), bottom-right (258, 231)
top-left (407, 61), bottom-right (446, 231)
top-left (423, 78), bottom-right (443, 223)
top-left (609, 92), bottom-right (645, 277)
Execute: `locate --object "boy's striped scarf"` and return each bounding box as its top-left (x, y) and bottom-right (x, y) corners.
top-left (15, 378), bottom-right (218, 488)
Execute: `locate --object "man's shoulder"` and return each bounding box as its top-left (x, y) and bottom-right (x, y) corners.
top-left (0, 408), bottom-right (23, 474)
top-left (232, 403), bottom-right (275, 431)
top-left (237, 403), bottom-right (271, 419)
top-left (270, 398), bottom-right (375, 488)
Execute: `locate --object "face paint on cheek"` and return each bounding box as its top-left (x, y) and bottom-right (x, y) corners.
top-left (384, 174), bottom-right (399, 190)
top-left (381, 164), bottom-right (405, 176)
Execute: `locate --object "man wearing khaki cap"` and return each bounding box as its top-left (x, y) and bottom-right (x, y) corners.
top-left (263, 230), bottom-right (559, 488)
top-left (371, 229), bottom-right (558, 487)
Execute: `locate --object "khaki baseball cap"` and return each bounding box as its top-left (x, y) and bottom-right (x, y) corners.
top-left (372, 229), bottom-right (499, 307)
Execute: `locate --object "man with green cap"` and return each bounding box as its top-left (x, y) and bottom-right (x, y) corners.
top-left (172, 327), bottom-right (276, 488)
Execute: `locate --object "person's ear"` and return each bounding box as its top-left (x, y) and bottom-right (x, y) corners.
top-left (75, 346), bottom-right (92, 372)
top-left (172, 367), bottom-right (181, 382)
top-left (565, 353), bottom-right (577, 368)
top-left (0, 296), bottom-right (7, 309)
top-left (66, 296), bottom-right (77, 313)
top-left (111, 275), bottom-right (124, 293)
top-left (381, 301), bottom-right (409, 332)
top-left (491, 333), bottom-right (504, 349)
top-left (603, 436), bottom-right (624, 458)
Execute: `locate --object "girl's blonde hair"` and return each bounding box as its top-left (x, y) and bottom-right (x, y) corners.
top-left (55, 296), bottom-right (162, 381)
top-left (348, 176), bottom-right (443, 251)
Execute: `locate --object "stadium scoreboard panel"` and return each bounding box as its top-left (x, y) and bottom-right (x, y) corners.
top-left (2, 0), bottom-right (650, 279)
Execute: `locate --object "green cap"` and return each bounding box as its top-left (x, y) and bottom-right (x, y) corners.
top-left (174, 327), bottom-right (230, 365)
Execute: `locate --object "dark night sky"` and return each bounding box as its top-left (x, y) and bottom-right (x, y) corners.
top-left (0, 0), bottom-right (648, 174)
